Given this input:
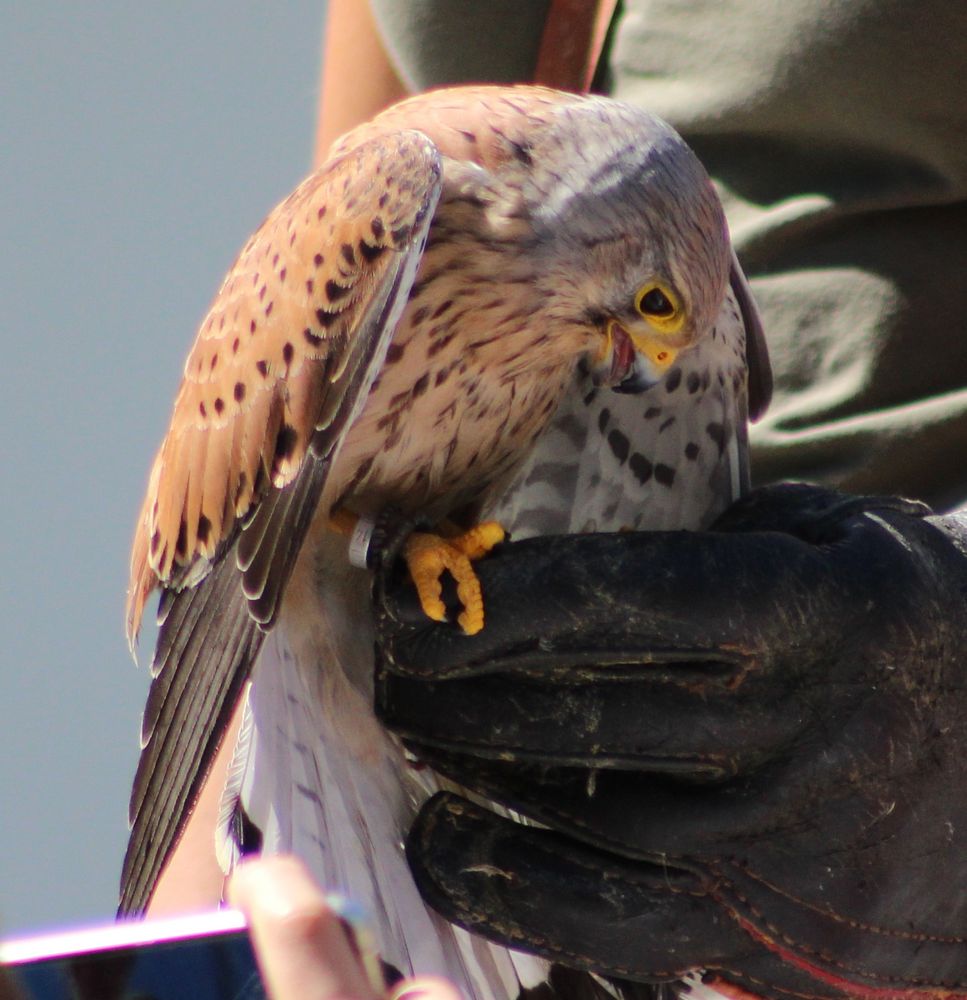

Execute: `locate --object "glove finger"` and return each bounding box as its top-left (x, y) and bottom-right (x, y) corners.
top-left (378, 493), bottom-right (938, 689)
top-left (406, 736), bottom-right (897, 861)
top-left (377, 512), bottom-right (937, 773)
top-left (377, 666), bottom-right (809, 779)
top-left (376, 529), bottom-right (849, 684)
top-left (406, 792), bottom-right (758, 981)
top-left (410, 794), bottom-right (967, 1000)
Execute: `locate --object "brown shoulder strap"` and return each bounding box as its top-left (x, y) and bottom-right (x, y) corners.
top-left (533, 0), bottom-right (619, 93)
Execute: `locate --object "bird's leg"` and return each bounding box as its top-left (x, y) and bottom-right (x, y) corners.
top-left (329, 507), bottom-right (504, 635)
top-left (402, 522), bottom-right (505, 635)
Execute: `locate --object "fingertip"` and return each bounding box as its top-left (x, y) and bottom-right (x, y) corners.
top-left (227, 854), bottom-right (322, 915)
top-left (390, 975), bottom-right (464, 1000)
top-left (227, 855), bottom-right (376, 1000)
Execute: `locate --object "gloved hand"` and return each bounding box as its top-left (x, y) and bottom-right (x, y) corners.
top-left (373, 485), bottom-right (967, 1000)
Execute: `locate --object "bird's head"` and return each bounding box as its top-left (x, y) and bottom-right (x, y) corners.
top-left (526, 98), bottom-right (732, 394)
top-left (588, 276), bottom-right (699, 393)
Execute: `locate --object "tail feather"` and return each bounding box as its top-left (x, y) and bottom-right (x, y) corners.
top-left (217, 564), bottom-right (547, 1000)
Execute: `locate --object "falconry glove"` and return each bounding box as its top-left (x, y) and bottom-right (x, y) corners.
top-left (373, 483), bottom-right (967, 1000)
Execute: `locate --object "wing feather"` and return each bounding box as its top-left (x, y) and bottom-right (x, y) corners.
top-left (234, 203), bottom-right (433, 626)
top-left (126, 130), bottom-right (442, 642)
top-left (729, 248), bottom-right (772, 421)
top-left (121, 552), bottom-right (257, 914)
top-left (120, 130), bottom-right (442, 914)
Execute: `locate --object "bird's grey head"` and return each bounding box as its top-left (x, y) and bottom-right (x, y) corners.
top-left (526, 98), bottom-right (731, 393)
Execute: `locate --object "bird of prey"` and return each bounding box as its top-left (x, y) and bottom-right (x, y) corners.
top-left (122, 85), bottom-right (770, 999)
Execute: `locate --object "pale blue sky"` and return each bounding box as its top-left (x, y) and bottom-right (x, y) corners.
top-left (0, 2), bottom-right (326, 933)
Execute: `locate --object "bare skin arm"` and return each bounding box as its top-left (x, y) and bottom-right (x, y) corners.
top-left (314, 0), bottom-right (407, 165)
top-left (145, 701), bottom-right (242, 915)
top-left (146, 0), bottom-right (407, 917)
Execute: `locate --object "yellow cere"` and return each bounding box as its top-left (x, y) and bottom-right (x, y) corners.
top-left (629, 332), bottom-right (678, 370)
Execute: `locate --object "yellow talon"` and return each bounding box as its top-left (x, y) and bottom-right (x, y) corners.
top-left (403, 522), bottom-right (505, 635)
top-left (449, 521), bottom-right (506, 559)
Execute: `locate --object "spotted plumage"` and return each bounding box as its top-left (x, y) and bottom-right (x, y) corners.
top-left (496, 249), bottom-right (766, 540)
top-left (122, 85), bottom-right (770, 1000)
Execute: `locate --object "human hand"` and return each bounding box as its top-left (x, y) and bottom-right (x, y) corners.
top-left (227, 855), bottom-right (461, 1000)
top-left (373, 485), bottom-right (967, 999)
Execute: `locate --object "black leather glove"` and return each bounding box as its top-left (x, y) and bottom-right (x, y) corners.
top-left (373, 485), bottom-right (967, 1000)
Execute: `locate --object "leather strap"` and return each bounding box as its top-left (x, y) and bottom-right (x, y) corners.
top-left (534, 0), bottom-right (619, 93)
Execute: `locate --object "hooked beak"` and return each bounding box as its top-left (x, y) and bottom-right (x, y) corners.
top-left (591, 321), bottom-right (679, 394)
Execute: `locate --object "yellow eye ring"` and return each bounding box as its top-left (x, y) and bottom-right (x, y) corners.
top-left (635, 282), bottom-right (684, 334)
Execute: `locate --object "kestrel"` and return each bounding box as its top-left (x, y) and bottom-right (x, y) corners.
top-left (122, 85), bottom-right (770, 998)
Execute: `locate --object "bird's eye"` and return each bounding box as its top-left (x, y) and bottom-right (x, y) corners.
top-left (635, 282), bottom-right (683, 333)
top-left (639, 287), bottom-right (673, 315)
